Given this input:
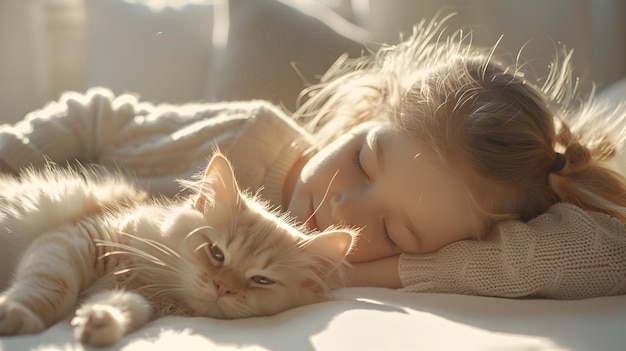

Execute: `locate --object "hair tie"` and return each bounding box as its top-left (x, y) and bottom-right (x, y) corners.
top-left (549, 152), bottom-right (567, 173)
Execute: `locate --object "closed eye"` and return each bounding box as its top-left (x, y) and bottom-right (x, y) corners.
top-left (353, 147), bottom-right (369, 181)
top-left (382, 218), bottom-right (397, 248)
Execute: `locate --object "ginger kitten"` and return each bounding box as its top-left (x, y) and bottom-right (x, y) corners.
top-left (0, 153), bottom-right (356, 347)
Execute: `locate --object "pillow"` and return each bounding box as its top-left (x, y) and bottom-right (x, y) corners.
top-left (83, 0), bottom-right (215, 103)
top-left (204, 0), bottom-right (369, 111)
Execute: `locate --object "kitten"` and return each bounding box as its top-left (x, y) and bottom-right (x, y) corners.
top-left (0, 152), bottom-right (356, 347)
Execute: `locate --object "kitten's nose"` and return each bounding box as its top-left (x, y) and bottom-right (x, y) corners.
top-left (214, 279), bottom-right (235, 297)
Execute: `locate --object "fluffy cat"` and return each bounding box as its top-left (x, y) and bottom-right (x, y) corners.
top-left (0, 152), bottom-right (356, 347)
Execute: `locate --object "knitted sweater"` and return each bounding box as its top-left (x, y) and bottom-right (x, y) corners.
top-left (1, 88), bottom-right (625, 299)
top-left (0, 87), bottom-right (311, 206)
top-left (400, 204), bottom-right (626, 299)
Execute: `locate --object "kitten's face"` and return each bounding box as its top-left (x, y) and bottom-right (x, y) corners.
top-left (177, 205), bottom-right (348, 318)
top-left (139, 154), bottom-right (355, 318)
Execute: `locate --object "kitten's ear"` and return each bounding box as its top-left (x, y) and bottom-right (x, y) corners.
top-left (302, 230), bottom-right (355, 280)
top-left (194, 152), bottom-right (243, 212)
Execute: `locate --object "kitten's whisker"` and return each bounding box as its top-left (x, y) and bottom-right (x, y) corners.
top-left (305, 169), bottom-right (339, 228)
top-left (113, 264), bottom-right (188, 285)
top-left (131, 258), bottom-right (190, 278)
top-left (148, 287), bottom-right (185, 298)
top-left (184, 225), bottom-right (214, 243)
top-left (97, 240), bottom-right (189, 278)
top-left (107, 263), bottom-right (160, 277)
top-left (118, 231), bottom-right (182, 259)
top-left (193, 241), bottom-right (210, 254)
top-left (99, 233), bottom-right (193, 277)
top-left (97, 245), bottom-right (166, 266)
top-left (114, 268), bottom-right (132, 275)
top-left (140, 285), bottom-right (187, 301)
top-left (115, 266), bottom-right (170, 275)
top-left (137, 283), bottom-right (181, 290)
top-left (137, 284), bottom-right (184, 295)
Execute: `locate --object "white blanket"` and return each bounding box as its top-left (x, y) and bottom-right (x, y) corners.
top-left (2, 287), bottom-right (625, 351)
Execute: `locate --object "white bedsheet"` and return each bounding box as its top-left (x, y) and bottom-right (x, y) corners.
top-left (2, 287), bottom-right (625, 351)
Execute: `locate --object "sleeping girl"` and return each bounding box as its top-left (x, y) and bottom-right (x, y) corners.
top-left (0, 14), bottom-right (624, 301)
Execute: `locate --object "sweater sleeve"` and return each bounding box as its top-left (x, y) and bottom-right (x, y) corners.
top-left (0, 87), bottom-right (142, 171)
top-left (0, 87), bottom-right (293, 198)
top-left (398, 203), bottom-right (626, 299)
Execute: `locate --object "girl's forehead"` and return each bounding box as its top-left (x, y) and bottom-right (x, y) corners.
top-left (361, 120), bottom-right (399, 140)
top-left (372, 122), bottom-right (420, 151)
top-left (378, 125), bottom-right (468, 204)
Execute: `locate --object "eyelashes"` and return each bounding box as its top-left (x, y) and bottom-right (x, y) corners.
top-left (352, 147), bottom-right (369, 181)
top-left (353, 147), bottom-right (396, 248)
top-left (381, 218), bottom-right (397, 248)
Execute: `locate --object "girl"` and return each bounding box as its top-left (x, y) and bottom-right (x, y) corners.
top-left (1, 16), bottom-right (625, 300)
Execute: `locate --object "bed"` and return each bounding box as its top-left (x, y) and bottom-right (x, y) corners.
top-left (2, 287), bottom-right (626, 351)
top-left (4, 84), bottom-right (626, 351)
top-left (2, 2), bottom-right (626, 350)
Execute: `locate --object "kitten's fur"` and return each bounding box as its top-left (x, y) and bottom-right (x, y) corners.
top-left (0, 153), bottom-right (355, 347)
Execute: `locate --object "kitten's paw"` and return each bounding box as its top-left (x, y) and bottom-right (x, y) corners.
top-left (0, 297), bottom-right (45, 335)
top-left (72, 304), bottom-right (125, 347)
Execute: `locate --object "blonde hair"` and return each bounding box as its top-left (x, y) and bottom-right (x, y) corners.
top-left (293, 14), bottom-right (626, 232)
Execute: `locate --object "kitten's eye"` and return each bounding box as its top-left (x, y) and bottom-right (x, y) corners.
top-left (209, 243), bottom-right (224, 262)
top-left (250, 276), bottom-right (274, 285)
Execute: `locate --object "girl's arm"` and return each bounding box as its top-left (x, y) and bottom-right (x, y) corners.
top-left (347, 255), bottom-right (402, 289)
top-left (398, 203), bottom-right (626, 299)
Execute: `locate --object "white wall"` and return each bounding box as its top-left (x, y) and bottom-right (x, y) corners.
top-left (0, 0), bottom-right (46, 123)
top-left (361, 0), bottom-right (626, 89)
top-left (0, 0), bottom-right (85, 123)
top-left (1, 0), bottom-right (625, 124)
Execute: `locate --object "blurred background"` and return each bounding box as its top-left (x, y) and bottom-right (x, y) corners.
top-left (1, 0), bottom-right (625, 124)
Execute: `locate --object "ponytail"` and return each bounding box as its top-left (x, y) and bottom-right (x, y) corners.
top-left (549, 137), bottom-right (626, 223)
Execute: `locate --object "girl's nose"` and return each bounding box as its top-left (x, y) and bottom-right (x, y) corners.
top-left (330, 191), bottom-right (372, 225)
top-left (329, 192), bottom-right (348, 220)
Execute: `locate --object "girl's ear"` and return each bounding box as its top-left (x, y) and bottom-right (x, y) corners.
top-left (193, 152), bottom-right (243, 212)
top-left (301, 229), bottom-right (356, 282)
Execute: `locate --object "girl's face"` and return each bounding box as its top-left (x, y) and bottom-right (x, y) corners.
top-left (286, 122), bottom-right (477, 263)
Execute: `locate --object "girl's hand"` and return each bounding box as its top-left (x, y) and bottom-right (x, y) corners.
top-left (347, 255), bottom-right (402, 289)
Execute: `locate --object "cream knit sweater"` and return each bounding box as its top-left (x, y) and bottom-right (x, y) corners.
top-left (1, 88), bottom-right (624, 299)
top-left (0, 87), bottom-right (311, 206)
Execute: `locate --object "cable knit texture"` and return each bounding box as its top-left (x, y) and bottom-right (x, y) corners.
top-left (0, 87), bottom-right (310, 202)
top-left (399, 203), bottom-right (626, 299)
top-left (1, 88), bottom-right (625, 299)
